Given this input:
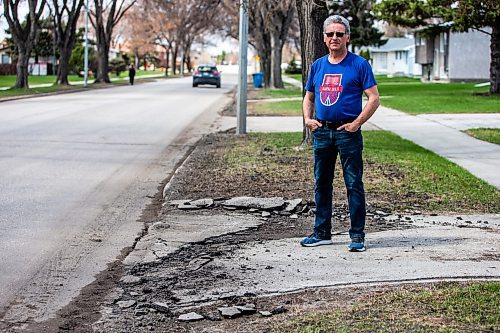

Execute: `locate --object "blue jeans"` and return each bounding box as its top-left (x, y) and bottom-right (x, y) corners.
top-left (313, 127), bottom-right (366, 240)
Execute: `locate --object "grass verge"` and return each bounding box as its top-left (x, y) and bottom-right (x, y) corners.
top-left (274, 281), bottom-right (500, 333)
top-left (464, 128), bottom-right (500, 145)
top-left (250, 100), bottom-right (302, 116)
top-left (223, 131), bottom-right (499, 212)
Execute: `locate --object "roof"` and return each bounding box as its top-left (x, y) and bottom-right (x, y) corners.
top-left (369, 38), bottom-right (415, 53)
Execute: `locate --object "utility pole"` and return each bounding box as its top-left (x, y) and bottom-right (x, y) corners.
top-left (236, 0), bottom-right (248, 135)
top-left (84, 0), bottom-right (89, 87)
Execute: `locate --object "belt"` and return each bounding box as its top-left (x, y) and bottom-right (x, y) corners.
top-left (317, 117), bottom-right (357, 129)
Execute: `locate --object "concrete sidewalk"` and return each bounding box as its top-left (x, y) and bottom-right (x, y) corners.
top-left (370, 106), bottom-right (500, 189)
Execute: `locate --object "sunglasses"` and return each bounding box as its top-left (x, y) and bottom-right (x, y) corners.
top-left (324, 31), bottom-right (346, 38)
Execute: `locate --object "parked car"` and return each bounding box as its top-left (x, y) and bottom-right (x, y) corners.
top-left (192, 65), bottom-right (221, 88)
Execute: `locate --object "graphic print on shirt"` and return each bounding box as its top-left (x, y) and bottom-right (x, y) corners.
top-left (319, 74), bottom-right (343, 106)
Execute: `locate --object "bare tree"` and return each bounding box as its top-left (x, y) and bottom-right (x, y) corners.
top-left (223, 0), bottom-right (296, 89)
top-left (175, 0), bottom-right (222, 73)
top-left (3, 0), bottom-right (47, 89)
top-left (150, 5), bottom-right (178, 76)
top-left (261, 0), bottom-right (296, 88)
top-left (90, 0), bottom-right (135, 83)
top-left (121, 1), bottom-right (158, 67)
top-left (49, 0), bottom-right (84, 85)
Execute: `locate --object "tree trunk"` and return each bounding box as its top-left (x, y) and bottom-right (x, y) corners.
top-left (15, 51), bottom-right (30, 89)
top-left (270, 32), bottom-right (285, 89)
top-left (165, 47), bottom-right (170, 77)
top-left (172, 46), bottom-right (178, 75)
top-left (95, 44), bottom-right (111, 83)
top-left (56, 47), bottom-right (72, 85)
top-left (186, 54), bottom-right (192, 72)
top-left (53, 0), bottom-right (83, 86)
top-left (490, 17), bottom-right (500, 94)
top-left (260, 51), bottom-right (272, 88)
top-left (3, 0), bottom-right (45, 89)
top-left (134, 49), bottom-right (139, 68)
top-left (295, 0), bottom-right (328, 143)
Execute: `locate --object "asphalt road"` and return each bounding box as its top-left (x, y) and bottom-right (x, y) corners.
top-left (0, 74), bottom-right (236, 323)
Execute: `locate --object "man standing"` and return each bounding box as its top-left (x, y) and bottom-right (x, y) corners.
top-left (300, 15), bottom-right (380, 252)
top-left (128, 64), bottom-right (136, 85)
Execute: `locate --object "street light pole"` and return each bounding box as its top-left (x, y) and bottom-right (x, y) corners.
top-left (236, 0), bottom-right (248, 135)
top-left (84, 0), bottom-right (89, 87)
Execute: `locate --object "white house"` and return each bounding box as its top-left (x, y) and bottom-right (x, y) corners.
top-left (368, 38), bottom-right (421, 77)
top-left (415, 25), bottom-right (491, 82)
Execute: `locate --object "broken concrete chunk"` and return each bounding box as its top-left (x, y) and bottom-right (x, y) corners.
top-left (117, 300), bottom-right (136, 309)
top-left (236, 303), bottom-right (257, 315)
top-left (223, 196), bottom-right (285, 210)
top-left (285, 198), bottom-right (303, 212)
top-left (168, 199), bottom-right (191, 206)
top-left (187, 257), bottom-right (213, 271)
top-left (290, 214), bottom-right (298, 219)
top-left (262, 211), bottom-right (271, 218)
top-left (259, 310), bottom-right (273, 317)
top-left (178, 312), bottom-right (204, 322)
top-left (190, 198), bottom-right (214, 207)
top-left (150, 302), bottom-right (171, 313)
top-left (218, 306), bottom-right (242, 319)
top-left (178, 202), bottom-right (201, 210)
top-left (120, 275), bottom-right (142, 285)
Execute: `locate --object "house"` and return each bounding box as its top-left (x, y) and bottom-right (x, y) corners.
top-left (0, 40), bottom-right (12, 64)
top-left (368, 38), bottom-right (421, 77)
top-left (415, 25), bottom-right (491, 82)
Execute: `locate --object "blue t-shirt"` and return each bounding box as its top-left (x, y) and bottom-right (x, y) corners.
top-left (305, 52), bottom-right (377, 121)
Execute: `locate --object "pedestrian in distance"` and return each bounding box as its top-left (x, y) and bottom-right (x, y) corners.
top-left (128, 64), bottom-right (136, 85)
top-left (300, 14), bottom-right (380, 252)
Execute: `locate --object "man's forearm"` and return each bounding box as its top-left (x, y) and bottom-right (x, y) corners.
top-left (354, 97), bottom-right (379, 126)
top-left (303, 94), bottom-right (315, 121)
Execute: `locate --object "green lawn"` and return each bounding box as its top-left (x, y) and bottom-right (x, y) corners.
top-left (0, 75), bottom-right (82, 86)
top-left (274, 281), bottom-right (500, 333)
top-left (363, 131), bottom-right (499, 212)
top-left (0, 70), bottom-right (166, 99)
top-left (464, 128), bottom-right (500, 145)
top-left (226, 131), bottom-right (499, 212)
top-left (284, 73), bottom-right (498, 114)
top-left (0, 69), bottom-right (163, 88)
top-left (285, 73), bottom-right (303, 82)
top-left (255, 86), bottom-right (302, 99)
top-left (375, 75), bottom-right (420, 83)
top-left (251, 100), bottom-right (302, 116)
top-left (377, 81), bottom-right (498, 114)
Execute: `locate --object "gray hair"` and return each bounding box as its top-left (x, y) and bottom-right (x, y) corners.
top-left (323, 15), bottom-right (350, 35)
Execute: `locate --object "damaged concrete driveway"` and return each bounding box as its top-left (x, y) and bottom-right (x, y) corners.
top-left (93, 196), bottom-right (500, 332)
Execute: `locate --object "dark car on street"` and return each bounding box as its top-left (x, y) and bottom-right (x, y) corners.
top-left (192, 65), bottom-right (221, 88)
